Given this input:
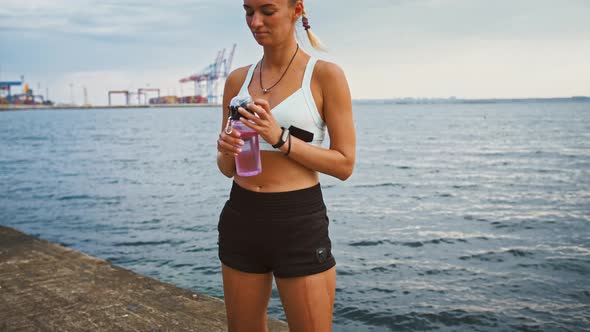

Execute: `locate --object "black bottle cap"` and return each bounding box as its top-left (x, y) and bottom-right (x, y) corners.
top-left (228, 95), bottom-right (253, 120)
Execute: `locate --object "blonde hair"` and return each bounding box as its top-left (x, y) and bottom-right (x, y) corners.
top-left (291, 0), bottom-right (327, 51)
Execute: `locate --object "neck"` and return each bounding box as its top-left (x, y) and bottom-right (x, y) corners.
top-left (262, 39), bottom-right (299, 70)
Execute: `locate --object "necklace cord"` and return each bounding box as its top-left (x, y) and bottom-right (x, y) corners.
top-left (259, 44), bottom-right (300, 94)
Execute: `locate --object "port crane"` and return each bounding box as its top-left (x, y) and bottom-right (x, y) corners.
top-left (138, 88), bottom-right (161, 105)
top-left (179, 43), bottom-right (236, 105)
top-left (108, 90), bottom-right (130, 106)
top-left (1, 81), bottom-right (47, 105)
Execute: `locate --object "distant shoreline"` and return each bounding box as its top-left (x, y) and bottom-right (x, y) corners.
top-left (353, 96), bottom-right (590, 105)
top-left (0, 103), bottom-right (218, 111)
top-left (1, 96), bottom-right (588, 111)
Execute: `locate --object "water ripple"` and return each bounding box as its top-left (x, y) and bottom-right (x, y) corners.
top-left (3, 102), bottom-right (590, 331)
top-left (113, 240), bottom-right (186, 247)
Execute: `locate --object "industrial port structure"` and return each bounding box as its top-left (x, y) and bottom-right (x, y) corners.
top-left (108, 88), bottom-right (162, 106)
top-left (178, 43), bottom-right (236, 105)
top-left (2, 44), bottom-right (236, 109)
top-left (0, 79), bottom-right (51, 106)
top-left (107, 44), bottom-right (236, 107)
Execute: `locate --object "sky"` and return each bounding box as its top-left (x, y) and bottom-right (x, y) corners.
top-left (1, 0), bottom-right (589, 105)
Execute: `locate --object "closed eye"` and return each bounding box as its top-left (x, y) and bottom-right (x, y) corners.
top-left (243, 5), bottom-right (254, 16)
top-left (243, 4), bottom-right (276, 17)
top-left (245, 10), bottom-right (275, 16)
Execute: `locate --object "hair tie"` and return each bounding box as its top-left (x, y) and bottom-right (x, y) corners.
top-left (302, 16), bottom-right (311, 30)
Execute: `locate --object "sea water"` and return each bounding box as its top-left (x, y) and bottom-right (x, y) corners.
top-left (1, 101), bottom-right (589, 331)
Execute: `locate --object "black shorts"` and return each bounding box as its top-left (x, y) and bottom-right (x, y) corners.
top-left (217, 181), bottom-right (336, 278)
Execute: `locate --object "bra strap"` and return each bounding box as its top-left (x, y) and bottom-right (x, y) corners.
top-left (302, 57), bottom-right (318, 91)
top-left (301, 57), bottom-right (324, 128)
top-left (239, 63), bottom-right (257, 96)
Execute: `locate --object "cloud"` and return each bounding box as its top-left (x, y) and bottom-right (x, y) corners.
top-left (0, 0), bottom-right (226, 38)
top-left (343, 38), bottom-right (590, 99)
top-left (317, 0), bottom-right (589, 47)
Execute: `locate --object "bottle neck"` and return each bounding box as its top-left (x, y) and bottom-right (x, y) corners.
top-left (232, 119), bottom-right (257, 133)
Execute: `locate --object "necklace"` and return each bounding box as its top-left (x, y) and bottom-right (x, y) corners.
top-left (259, 44), bottom-right (299, 94)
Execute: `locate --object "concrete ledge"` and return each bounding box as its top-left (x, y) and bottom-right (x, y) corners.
top-left (0, 225), bottom-right (288, 331)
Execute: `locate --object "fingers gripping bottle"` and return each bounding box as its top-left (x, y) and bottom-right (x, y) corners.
top-left (225, 95), bottom-right (262, 177)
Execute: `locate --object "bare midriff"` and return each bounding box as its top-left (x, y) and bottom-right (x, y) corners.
top-left (233, 150), bottom-right (319, 193)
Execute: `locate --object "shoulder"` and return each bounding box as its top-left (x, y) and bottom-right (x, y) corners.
top-left (313, 60), bottom-right (347, 85)
top-left (225, 64), bottom-right (254, 91)
top-left (312, 59), bottom-right (350, 103)
top-left (223, 64), bottom-right (255, 106)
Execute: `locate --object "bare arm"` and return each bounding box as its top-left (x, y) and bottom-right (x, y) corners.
top-left (283, 62), bottom-right (356, 180)
top-left (216, 67), bottom-right (249, 178)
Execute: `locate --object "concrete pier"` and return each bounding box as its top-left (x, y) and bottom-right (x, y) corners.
top-left (0, 225), bottom-right (288, 331)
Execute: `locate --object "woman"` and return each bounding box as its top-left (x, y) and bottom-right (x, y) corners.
top-left (216, 0), bottom-right (355, 330)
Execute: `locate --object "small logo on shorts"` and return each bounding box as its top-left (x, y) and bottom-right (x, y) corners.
top-left (316, 247), bottom-right (328, 263)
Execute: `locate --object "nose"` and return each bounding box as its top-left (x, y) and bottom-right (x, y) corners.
top-left (250, 11), bottom-right (263, 29)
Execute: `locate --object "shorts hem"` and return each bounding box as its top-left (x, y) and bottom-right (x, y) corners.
top-left (219, 255), bottom-right (271, 275)
top-left (273, 257), bottom-right (336, 279)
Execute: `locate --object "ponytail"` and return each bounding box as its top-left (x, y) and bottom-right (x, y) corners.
top-left (301, 8), bottom-right (327, 51)
top-left (291, 1), bottom-right (327, 51)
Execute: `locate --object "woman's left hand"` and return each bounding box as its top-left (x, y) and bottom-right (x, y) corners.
top-left (238, 98), bottom-right (283, 146)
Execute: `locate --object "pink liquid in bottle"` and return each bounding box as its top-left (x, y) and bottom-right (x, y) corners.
top-left (233, 120), bottom-right (262, 177)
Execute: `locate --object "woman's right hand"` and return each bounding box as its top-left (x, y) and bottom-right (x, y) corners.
top-left (217, 126), bottom-right (244, 157)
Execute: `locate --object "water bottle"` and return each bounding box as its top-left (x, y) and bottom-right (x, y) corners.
top-left (225, 95), bottom-right (262, 177)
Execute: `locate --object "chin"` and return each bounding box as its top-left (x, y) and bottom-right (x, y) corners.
top-left (254, 35), bottom-right (272, 46)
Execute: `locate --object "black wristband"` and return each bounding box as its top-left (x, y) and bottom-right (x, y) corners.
top-left (284, 133), bottom-right (292, 157)
top-left (272, 127), bottom-right (289, 149)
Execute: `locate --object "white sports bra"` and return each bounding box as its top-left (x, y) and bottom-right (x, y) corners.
top-left (238, 57), bottom-right (326, 151)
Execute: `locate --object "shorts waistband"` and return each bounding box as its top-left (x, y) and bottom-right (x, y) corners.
top-left (227, 181), bottom-right (326, 217)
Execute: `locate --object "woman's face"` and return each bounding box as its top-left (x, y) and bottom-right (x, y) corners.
top-left (243, 0), bottom-right (300, 46)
